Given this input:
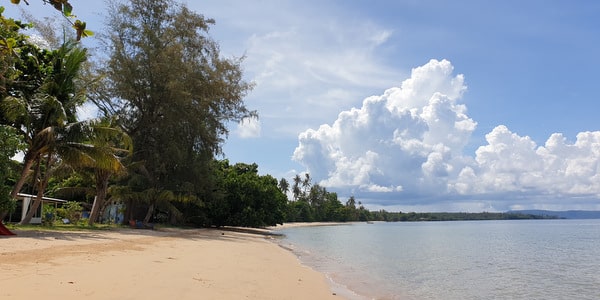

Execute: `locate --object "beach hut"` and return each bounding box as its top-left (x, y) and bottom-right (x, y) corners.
top-left (8, 193), bottom-right (68, 224)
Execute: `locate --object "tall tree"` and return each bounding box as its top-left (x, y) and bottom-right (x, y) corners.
top-left (2, 41), bottom-right (87, 199)
top-left (292, 174), bottom-right (302, 201)
top-left (278, 178), bottom-right (289, 195)
top-left (346, 195), bottom-right (356, 209)
top-left (0, 11), bottom-right (40, 219)
top-left (100, 0), bottom-right (255, 212)
top-left (302, 173), bottom-right (311, 194)
top-left (0, 35), bottom-right (96, 223)
top-left (84, 118), bottom-right (132, 226)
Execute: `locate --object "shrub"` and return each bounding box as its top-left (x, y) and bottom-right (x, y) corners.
top-left (57, 201), bottom-right (83, 224)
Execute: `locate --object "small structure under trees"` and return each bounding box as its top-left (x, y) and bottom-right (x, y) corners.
top-left (8, 193), bottom-right (66, 224)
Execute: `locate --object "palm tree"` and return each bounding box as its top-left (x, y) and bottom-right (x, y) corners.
top-left (0, 41), bottom-right (92, 223)
top-left (111, 185), bottom-right (186, 226)
top-left (302, 173), bottom-right (312, 194)
top-left (3, 41), bottom-right (87, 199)
top-left (83, 118), bottom-right (132, 226)
top-left (20, 118), bottom-right (130, 224)
top-left (346, 195), bottom-right (356, 209)
top-left (278, 178), bottom-right (289, 195)
top-left (292, 174), bottom-right (302, 201)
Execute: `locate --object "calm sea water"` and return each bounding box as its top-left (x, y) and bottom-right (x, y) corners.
top-left (277, 220), bottom-right (600, 300)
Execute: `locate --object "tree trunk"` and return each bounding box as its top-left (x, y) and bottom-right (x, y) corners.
top-left (20, 154), bottom-right (53, 225)
top-left (10, 151), bottom-right (37, 199)
top-left (20, 188), bottom-right (44, 225)
top-left (88, 171), bottom-right (110, 226)
top-left (1, 151), bottom-right (37, 220)
top-left (98, 198), bottom-right (112, 221)
top-left (143, 203), bottom-right (154, 224)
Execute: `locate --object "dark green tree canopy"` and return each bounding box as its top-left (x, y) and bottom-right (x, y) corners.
top-left (207, 160), bottom-right (287, 227)
top-left (0, 125), bottom-right (24, 213)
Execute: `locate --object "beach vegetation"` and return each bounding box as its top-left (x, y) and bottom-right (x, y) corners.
top-left (41, 204), bottom-right (54, 225)
top-left (205, 160), bottom-right (287, 227)
top-left (55, 200), bottom-right (82, 224)
top-left (281, 173), bottom-right (558, 223)
top-left (93, 0), bottom-right (256, 226)
top-left (286, 173), bottom-right (364, 222)
top-left (1, 0), bottom-right (261, 228)
top-left (0, 125), bottom-right (23, 212)
top-left (0, 30), bottom-right (90, 223)
top-left (0, 9), bottom-right (130, 225)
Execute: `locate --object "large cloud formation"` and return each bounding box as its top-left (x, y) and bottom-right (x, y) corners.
top-left (293, 59), bottom-right (600, 210)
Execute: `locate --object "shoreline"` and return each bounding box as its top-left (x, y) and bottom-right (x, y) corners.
top-left (268, 221), bottom-right (357, 230)
top-left (0, 227), bottom-right (342, 299)
top-left (270, 222), bottom-right (373, 300)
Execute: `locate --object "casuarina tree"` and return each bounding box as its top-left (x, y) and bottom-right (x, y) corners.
top-left (97, 0), bottom-right (255, 219)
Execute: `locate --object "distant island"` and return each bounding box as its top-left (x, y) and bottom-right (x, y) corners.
top-left (508, 210), bottom-right (600, 219)
top-left (368, 211), bottom-right (559, 222)
top-left (369, 210), bottom-right (600, 222)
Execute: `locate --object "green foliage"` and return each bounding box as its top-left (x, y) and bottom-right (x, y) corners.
top-left (205, 160), bottom-right (287, 227)
top-left (55, 201), bottom-right (82, 223)
top-left (46, 171), bottom-right (93, 200)
top-left (41, 204), bottom-right (55, 226)
top-left (0, 125), bottom-right (24, 213)
top-left (1, 8), bottom-right (123, 228)
top-left (6, 1), bottom-right (92, 40)
top-left (87, 0), bottom-right (256, 226)
top-left (367, 211), bottom-right (559, 222)
top-left (283, 173), bottom-right (558, 224)
top-left (1, 34), bottom-right (98, 224)
top-left (285, 173), bottom-right (369, 223)
top-left (102, 0), bottom-right (254, 185)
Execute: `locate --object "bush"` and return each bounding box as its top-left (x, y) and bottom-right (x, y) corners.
top-left (56, 201), bottom-right (83, 224)
top-left (42, 205), bottom-right (56, 226)
top-left (0, 196), bottom-right (16, 215)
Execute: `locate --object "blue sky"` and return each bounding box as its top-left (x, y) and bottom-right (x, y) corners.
top-left (6, 1), bottom-right (600, 212)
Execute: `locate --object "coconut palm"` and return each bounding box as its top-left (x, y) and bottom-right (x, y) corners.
top-left (3, 41), bottom-right (87, 199)
top-left (278, 178), bottom-right (289, 195)
top-left (0, 41), bottom-right (93, 223)
top-left (292, 174), bottom-right (302, 201)
top-left (19, 118), bottom-right (131, 224)
top-left (111, 185), bottom-right (189, 226)
top-left (85, 118), bottom-right (132, 225)
top-left (302, 173), bottom-right (311, 194)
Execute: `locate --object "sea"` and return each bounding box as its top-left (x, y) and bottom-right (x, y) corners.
top-left (276, 219), bottom-right (600, 300)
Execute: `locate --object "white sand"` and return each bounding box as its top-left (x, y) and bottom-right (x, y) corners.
top-left (0, 228), bottom-right (342, 299)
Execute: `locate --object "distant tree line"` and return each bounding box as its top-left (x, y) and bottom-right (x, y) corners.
top-left (277, 174), bottom-right (558, 223)
top-left (367, 211), bottom-right (559, 222)
top-left (278, 174), bottom-right (369, 223)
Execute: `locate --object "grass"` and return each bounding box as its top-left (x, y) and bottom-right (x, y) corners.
top-left (5, 221), bottom-right (128, 232)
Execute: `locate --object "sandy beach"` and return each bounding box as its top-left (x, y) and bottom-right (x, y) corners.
top-left (0, 227), bottom-right (341, 300)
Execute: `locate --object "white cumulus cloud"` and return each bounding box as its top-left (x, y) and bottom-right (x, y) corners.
top-left (451, 127), bottom-right (600, 197)
top-left (293, 59), bottom-right (600, 210)
top-left (293, 59), bottom-right (476, 197)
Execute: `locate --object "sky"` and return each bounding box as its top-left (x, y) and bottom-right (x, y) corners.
top-left (6, 0), bottom-right (600, 212)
